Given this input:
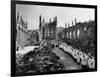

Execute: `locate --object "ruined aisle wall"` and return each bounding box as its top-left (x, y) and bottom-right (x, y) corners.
top-left (64, 21), bottom-right (95, 40)
top-left (16, 22), bottom-right (29, 50)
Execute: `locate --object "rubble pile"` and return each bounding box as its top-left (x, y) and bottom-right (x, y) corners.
top-left (16, 46), bottom-right (65, 74)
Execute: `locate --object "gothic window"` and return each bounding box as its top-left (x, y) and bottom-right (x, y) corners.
top-left (70, 31), bottom-right (72, 39)
top-left (84, 27), bottom-right (87, 31)
top-left (77, 29), bottom-right (80, 38)
top-left (67, 32), bottom-right (69, 38)
top-left (66, 32), bottom-right (68, 38)
top-left (73, 31), bottom-right (75, 39)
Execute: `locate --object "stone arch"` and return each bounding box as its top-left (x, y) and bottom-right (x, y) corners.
top-left (70, 31), bottom-right (72, 39)
top-left (67, 32), bottom-right (68, 38)
top-left (73, 30), bottom-right (76, 39)
top-left (84, 26), bottom-right (87, 31)
top-left (31, 31), bottom-right (39, 41)
top-left (71, 31), bottom-right (74, 39)
top-left (68, 31), bottom-right (69, 39)
top-left (66, 32), bottom-right (67, 38)
top-left (83, 26), bottom-right (87, 38)
top-left (77, 29), bottom-right (80, 39)
top-left (79, 27), bottom-right (85, 39)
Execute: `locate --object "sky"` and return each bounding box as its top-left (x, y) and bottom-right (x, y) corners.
top-left (16, 4), bottom-right (95, 30)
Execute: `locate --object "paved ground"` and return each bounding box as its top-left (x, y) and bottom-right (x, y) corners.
top-left (52, 47), bottom-right (82, 70)
top-left (16, 46), bottom-right (39, 55)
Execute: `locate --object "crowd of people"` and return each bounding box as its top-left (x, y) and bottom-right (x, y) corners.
top-left (65, 38), bottom-right (95, 57)
top-left (58, 42), bottom-right (95, 69)
top-left (16, 38), bottom-right (95, 75)
top-left (49, 39), bottom-right (95, 69)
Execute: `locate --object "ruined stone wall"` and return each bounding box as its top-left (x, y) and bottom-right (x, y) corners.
top-left (16, 14), bottom-right (29, 50)
top-left (39, 16), bottom-right (57, 40)
top-left (16, 21), bottom-right (28, 50)
top-left (64, 21), bottom-right (95, 40)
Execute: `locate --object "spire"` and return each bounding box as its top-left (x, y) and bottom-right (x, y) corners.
top-left (54, 16), bottom-right (57, 22)
top-left (72, 21), bottom-right (73, 26)
top-left (50, 18), bottom-right (51, 23)
top-left (26, 21), bottom-right (27, 29)
top-left (17, 12), bottom-right (19, 22)
top-left (68, 23), bottom-right (70, 28)
top-left (20, 16), bottom-right (23, 22)
top-left (39, 15), bottom-right (42, 30)
top-left (20, 16), bottom-right (24, 25)
top-left (75, 18), bottom-right (77, 25)
top-left (39, 15), bottom-right (41, 23)
top-left (43, 18), bottom-right (45, 23)
top-left (65, 23), bottom-right (67, 28)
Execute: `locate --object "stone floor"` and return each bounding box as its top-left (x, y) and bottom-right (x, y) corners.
top-left (52, 47), bottom-right (82, 70)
